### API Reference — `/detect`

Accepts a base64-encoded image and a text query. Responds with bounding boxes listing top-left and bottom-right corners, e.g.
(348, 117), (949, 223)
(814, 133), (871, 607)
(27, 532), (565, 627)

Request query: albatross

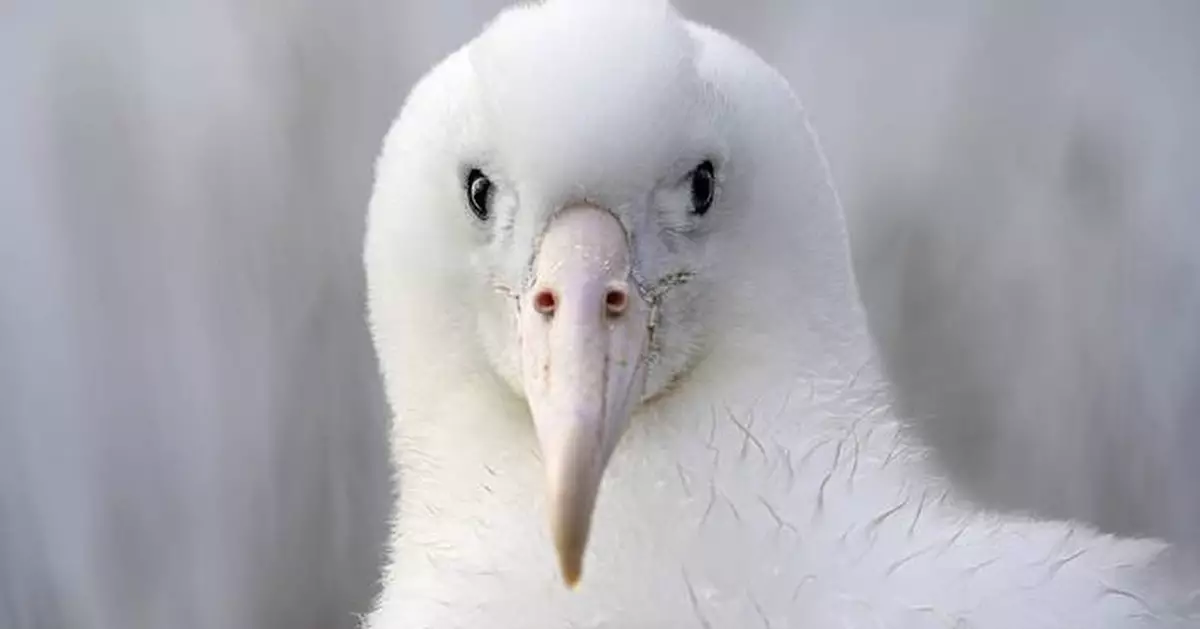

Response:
(363, 0), (1198, 626)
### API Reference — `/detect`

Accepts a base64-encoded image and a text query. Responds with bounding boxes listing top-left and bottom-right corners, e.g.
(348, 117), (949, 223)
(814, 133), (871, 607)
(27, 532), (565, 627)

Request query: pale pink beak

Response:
(518, 206), (650, 588)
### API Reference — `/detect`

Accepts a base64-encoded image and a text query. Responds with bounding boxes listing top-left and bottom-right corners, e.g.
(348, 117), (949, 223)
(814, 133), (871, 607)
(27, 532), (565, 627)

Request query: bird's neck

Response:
(382, 323), (906, 613)
(387, 308), (889, 527)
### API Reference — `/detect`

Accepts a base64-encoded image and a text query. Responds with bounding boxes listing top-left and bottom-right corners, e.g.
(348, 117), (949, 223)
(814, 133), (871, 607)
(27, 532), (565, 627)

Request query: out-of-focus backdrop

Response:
(2, 2), (1197, 628)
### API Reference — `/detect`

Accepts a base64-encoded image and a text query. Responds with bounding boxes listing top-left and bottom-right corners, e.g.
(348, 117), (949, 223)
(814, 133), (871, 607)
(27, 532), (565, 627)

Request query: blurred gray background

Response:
(2, 2), (1197, 628)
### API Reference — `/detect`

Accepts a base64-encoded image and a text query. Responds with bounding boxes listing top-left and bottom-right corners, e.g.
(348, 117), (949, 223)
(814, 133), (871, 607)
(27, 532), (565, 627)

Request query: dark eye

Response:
(689, 160), (716, 215)
(466, 168), (492, 220)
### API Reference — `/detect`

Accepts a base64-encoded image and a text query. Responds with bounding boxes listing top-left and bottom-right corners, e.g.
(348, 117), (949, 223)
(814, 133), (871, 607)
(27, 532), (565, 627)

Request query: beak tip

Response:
(546, 446), (600, 592)
(558, 553), (584, 589)
(554, 523), (587, 589)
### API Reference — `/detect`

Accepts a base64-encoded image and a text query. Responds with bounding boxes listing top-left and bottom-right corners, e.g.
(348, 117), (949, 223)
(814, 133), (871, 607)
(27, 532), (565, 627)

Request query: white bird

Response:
(362, 1), (1198, 626)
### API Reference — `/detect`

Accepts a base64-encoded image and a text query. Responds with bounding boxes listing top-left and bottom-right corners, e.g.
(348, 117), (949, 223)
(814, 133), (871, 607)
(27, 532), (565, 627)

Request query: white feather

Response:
(363, 1), (1199, 626)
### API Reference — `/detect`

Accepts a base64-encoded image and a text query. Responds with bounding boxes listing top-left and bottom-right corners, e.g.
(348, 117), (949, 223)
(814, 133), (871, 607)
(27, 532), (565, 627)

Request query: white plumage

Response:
(363, 1), (1198, 626)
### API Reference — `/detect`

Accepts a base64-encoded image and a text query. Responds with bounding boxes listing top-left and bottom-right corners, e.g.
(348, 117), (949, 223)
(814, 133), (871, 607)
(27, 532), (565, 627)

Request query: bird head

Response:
(366, 0), (860, 588)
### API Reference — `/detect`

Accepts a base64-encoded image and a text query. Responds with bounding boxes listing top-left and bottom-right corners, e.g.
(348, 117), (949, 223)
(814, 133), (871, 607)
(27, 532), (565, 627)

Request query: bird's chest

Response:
(371, 390), (1181, 628)
(375, 406), (950, 627)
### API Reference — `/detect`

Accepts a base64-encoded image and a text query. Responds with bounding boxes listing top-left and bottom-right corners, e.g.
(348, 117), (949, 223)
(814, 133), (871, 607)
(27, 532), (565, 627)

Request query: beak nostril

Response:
(533, 289), (558, 316)
(605, 287), (628, 317)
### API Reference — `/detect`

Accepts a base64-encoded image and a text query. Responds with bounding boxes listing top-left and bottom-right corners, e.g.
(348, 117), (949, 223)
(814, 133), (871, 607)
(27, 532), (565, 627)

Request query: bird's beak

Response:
(518, 205), (650, 588)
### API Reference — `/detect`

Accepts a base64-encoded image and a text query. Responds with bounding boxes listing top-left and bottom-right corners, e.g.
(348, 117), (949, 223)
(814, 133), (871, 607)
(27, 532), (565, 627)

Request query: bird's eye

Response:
(466, 169), (493, 220)
(689, 160), (716, 216)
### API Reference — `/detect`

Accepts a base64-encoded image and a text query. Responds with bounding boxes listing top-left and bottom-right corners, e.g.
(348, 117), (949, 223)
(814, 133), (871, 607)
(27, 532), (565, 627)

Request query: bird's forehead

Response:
(468, 0), (709, 197)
